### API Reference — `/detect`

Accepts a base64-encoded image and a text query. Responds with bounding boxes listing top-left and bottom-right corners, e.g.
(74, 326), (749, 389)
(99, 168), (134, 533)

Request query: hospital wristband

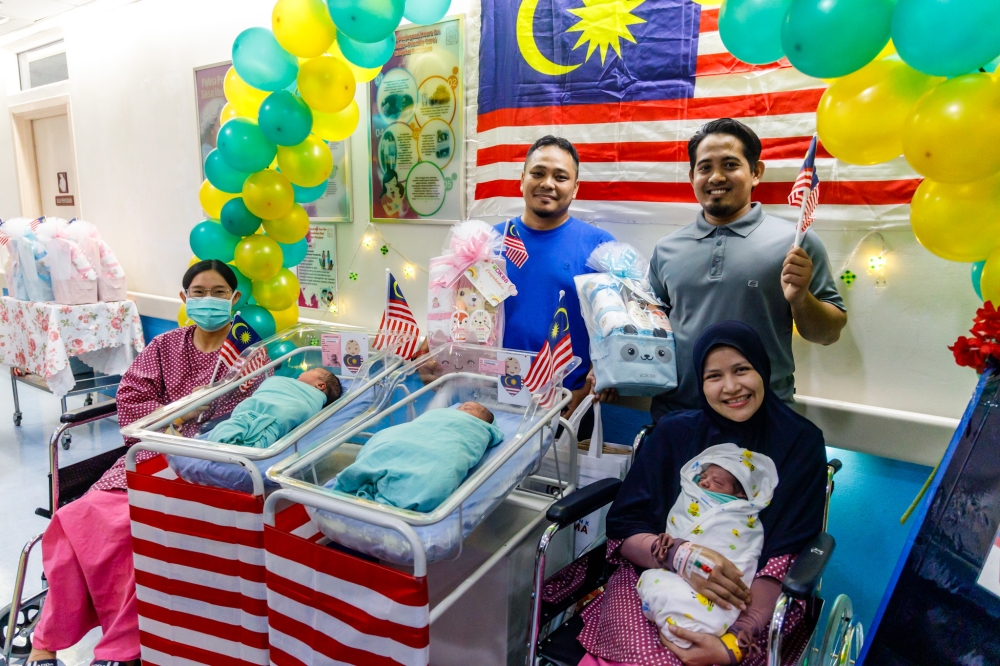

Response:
(720, 632), (743, 664)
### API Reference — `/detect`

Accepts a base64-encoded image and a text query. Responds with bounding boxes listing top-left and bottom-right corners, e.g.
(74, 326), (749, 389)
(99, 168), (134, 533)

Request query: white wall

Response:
(0, 0), (981, 425)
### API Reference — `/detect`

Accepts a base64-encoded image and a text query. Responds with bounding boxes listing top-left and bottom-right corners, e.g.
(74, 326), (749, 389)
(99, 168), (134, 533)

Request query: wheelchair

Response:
(526, 425), (864, 666)
(1, 400), (120, 665)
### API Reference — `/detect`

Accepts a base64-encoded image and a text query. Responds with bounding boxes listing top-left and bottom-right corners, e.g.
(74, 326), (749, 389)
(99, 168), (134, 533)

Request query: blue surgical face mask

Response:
(185, 296), (232, 332)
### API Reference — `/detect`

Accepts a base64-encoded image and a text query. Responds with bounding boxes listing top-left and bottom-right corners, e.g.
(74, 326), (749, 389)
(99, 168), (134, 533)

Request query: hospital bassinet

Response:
(120, 323), (410, 666)
(262, 343), (580, 665)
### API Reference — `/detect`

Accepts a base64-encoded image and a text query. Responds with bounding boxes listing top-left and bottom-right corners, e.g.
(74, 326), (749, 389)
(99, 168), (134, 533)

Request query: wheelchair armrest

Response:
(781, 532), (835, 600)
(546, 478), (621, 528)
(60, 399), (117, 424)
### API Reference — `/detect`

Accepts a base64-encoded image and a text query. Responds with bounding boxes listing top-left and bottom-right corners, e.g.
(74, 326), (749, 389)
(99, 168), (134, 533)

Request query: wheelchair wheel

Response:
(0, 594), (43, 658)
(61, 433), (71, 450)
(818, 594), (853, 666)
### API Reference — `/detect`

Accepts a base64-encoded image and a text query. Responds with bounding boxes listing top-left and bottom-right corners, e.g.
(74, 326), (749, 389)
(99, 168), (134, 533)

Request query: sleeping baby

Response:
(636, 444), (778, 648)
(205, 368), (342, 449)
(333, 401), (504, 512)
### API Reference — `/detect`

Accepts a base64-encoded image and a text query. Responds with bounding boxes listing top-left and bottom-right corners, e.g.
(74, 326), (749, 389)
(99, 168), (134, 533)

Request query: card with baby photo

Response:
(321, 333), (341, 369)
(340, 333), (369, 375)
(496, 351), (531, 406)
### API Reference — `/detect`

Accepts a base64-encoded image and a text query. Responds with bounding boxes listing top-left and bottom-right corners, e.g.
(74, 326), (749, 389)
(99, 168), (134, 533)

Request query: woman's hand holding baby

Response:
(678, 544), (752, 611)
(660, 626), (734, 665)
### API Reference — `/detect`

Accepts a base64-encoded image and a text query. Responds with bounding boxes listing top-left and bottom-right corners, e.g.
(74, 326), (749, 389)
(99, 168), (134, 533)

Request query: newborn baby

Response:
(206, 368), (342, 449)
(333, 401), (504, 512)
(636, 444), (778, 648)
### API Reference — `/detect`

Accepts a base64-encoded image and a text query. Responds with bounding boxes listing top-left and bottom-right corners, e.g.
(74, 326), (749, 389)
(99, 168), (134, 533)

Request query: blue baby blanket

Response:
(206, 376), (326, 449)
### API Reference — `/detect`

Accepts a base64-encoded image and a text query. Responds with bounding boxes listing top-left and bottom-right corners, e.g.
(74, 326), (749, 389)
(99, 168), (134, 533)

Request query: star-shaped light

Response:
(567, 0), (647, 65)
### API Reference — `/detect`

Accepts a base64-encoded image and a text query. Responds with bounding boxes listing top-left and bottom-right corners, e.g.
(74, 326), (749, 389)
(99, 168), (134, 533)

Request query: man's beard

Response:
(703, 199), (741, 218)
(529, 199), (568, 218)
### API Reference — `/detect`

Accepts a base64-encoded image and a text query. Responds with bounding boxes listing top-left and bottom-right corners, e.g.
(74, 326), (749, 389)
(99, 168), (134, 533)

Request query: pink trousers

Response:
(33, 489), (140, 661)
(579, 655), (641, 666)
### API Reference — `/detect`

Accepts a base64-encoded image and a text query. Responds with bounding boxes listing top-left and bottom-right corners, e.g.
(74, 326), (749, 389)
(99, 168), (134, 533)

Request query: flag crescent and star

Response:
(516, 0), (647, 75)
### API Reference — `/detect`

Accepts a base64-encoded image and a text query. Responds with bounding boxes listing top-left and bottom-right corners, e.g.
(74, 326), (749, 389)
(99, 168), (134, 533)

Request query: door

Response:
(31, 113), (79, 219)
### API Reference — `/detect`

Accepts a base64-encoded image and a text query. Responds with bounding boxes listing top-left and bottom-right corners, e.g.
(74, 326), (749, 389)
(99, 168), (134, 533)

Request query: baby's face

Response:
(298, 368), (328, 392)
(457, 401), (493, 423)
(697, 464), (745, 498)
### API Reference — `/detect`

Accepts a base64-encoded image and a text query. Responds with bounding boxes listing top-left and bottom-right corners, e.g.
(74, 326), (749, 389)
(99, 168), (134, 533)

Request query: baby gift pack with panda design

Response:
(576, 242), (678, 396)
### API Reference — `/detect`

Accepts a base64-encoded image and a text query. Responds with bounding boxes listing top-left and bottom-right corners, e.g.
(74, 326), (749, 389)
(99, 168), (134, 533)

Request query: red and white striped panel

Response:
(264, 504), (430, 666)
(126, 455), (269, 666)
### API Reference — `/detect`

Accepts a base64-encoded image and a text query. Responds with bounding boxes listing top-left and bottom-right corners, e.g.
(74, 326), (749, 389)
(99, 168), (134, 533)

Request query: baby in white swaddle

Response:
(637, 443), (778, 648)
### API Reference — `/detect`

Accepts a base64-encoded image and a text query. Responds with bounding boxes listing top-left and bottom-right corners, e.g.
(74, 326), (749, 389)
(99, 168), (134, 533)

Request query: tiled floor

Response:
(0, 376), (121, 665)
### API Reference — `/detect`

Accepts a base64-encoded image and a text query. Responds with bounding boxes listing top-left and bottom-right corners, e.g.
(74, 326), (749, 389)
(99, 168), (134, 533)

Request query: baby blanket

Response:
(334, 408), (504, 512)
(637, 443), (779, 647)
(206, 376), (325, 449)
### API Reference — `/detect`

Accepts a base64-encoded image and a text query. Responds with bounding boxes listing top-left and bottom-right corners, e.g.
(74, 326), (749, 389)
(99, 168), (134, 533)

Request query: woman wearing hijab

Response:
(576, 320), (828, 666)
(27, 260), (253, 666)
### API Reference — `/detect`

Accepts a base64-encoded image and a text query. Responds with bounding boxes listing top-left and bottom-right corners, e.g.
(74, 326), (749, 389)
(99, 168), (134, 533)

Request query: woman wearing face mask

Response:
(26, 260), (243, 666)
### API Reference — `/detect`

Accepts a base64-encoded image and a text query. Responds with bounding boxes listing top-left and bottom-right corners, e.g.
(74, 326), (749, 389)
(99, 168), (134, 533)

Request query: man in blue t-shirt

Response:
(494, 136), (615, 416)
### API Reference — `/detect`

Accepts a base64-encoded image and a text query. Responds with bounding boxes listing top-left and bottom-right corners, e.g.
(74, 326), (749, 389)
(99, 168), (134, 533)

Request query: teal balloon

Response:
(189, 220), (240, 263)
(258, 91), (313, 147)
(892, 0), (1000, 78)
(985, 55), (1000, 74)
(327, 0), (404, 44)
(279, 238), (308, 267)
(204, 150), (250, 194)
(232, 28), (298, 92)
(336, 29), (396, 68)
(267, 339), (300, 376)
(292, 181), (327, 203)
(220, 198), (262, 237)
(217, 118), (277, 173)
(230, 263), (253, 309)
(403, 0), (450, 25)
(781, 0), (893, 79)
(718, 0), (790, 65)
(238, 304), (276, 340)
(973, 261), (986, 300)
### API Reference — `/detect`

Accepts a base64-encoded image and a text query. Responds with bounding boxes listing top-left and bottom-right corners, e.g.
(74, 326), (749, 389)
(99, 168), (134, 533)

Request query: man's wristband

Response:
(720, 632), (743, 664)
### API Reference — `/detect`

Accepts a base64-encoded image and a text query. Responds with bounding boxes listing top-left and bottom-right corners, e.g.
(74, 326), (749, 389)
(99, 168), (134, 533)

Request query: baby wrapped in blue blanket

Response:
(334, 402), (504, 512)
(206, 369), (342, 449)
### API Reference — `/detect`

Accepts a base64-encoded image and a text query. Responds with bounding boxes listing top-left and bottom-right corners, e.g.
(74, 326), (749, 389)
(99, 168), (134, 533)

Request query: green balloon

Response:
(326, 0), (404, 44)
(782, 0), (893, 79)
(278, 238), (309, 267)
(258, 91), (313, 147)
(336, 29), (396, 69)
(217, 118), (277, 173)
(238, 304), (276, 340)
(267, 339), (300, 376)
(719, 0), (791, 65)
(189, 220), (240, 263)
(403, 0), (450, 25)
(292, 181), (327, 203)
(220, 197), (262, 237)
(232, 28), (298, 92)
(892, 0), (1000, 78)
(230, 263), (253, 309)
(204, 150), (250, 194)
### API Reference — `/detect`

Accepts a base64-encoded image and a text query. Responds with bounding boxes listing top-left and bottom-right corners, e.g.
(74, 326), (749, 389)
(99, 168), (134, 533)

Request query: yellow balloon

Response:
(876, 39), (896, 60)
(328, 40), (380, 83)
(903, 74), (1000, 184)
(188, 255), (200, 267)
(242, 170), (295, 220)
(297, 55), (356, 113)
(252, 268), (300, 311)
(271, 302), (300, 332)
(272, 0), (336, 58)
(312, 101), (360, 142)
(910, 173), (1000, 262)
(263, 204), (310, 243)
(220, 102), (243, 125)
(817, 59), (940, 165)
(177, 303), (194, 327)
(198, 179), (238, 219)
(234, 235), (284, 281)
(224, 67), (269, 117)
(277, 134), (333, 187)
(980, 248), (1000, 305)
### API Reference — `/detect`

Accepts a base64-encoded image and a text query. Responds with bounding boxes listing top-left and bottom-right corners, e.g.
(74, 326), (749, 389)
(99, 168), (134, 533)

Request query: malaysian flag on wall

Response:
(470, 0), (920, 226)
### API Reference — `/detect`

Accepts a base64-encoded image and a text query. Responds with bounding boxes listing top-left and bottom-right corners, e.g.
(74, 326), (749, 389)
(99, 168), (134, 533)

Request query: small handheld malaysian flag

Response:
(790, 135), (820, 248)
(503, 220), (529, 268)
(373, 269), (419, 360)
(523, 290), (574, 408)
(209, 313), (265, 384)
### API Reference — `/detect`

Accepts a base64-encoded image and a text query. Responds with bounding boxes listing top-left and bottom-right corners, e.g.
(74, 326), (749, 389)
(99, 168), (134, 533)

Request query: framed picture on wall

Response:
(369, 15), (465, 224)
(303, 139), (353, 223)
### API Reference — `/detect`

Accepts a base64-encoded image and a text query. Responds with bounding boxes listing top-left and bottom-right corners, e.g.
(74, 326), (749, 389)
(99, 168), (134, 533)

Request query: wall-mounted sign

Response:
(57, 172), (68, 194)
(55, 195), (74, 206)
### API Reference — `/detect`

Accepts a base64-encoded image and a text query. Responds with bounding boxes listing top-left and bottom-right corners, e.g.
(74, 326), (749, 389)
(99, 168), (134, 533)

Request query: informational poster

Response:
(303, 140), (353, 222)
(977, 529), (1000, 599)
(194, 63), (231, 174)
(297, 224), (338, 311)
(370, 17), (464, 222)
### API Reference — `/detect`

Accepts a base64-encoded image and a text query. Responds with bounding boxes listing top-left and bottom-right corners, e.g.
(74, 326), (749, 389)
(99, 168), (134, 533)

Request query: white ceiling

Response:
(0, 0), (98, 38)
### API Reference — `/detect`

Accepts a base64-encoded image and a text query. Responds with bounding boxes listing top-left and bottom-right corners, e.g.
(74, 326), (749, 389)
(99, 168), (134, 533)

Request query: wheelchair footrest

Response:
(538, 614), (587, 666)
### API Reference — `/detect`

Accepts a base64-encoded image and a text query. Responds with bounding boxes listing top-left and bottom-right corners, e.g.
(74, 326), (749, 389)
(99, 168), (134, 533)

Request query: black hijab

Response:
(607, 321), (828, 567)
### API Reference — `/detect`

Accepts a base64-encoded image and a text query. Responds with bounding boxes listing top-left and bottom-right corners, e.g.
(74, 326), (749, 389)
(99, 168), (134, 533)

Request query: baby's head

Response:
(697, 464), (746, 499)
(457, 401), (495, 424)
(298, 368), (343, 407)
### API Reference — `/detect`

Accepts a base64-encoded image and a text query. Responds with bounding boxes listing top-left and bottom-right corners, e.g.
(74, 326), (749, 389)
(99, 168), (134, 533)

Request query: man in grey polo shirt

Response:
(648, 118), (846, 420)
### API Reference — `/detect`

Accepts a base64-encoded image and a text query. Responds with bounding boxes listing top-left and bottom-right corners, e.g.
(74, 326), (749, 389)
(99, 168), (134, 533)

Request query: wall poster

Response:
(297, 224), (338, 311)
(369, 16), (464, 223)
(304, 139), (353, 223)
